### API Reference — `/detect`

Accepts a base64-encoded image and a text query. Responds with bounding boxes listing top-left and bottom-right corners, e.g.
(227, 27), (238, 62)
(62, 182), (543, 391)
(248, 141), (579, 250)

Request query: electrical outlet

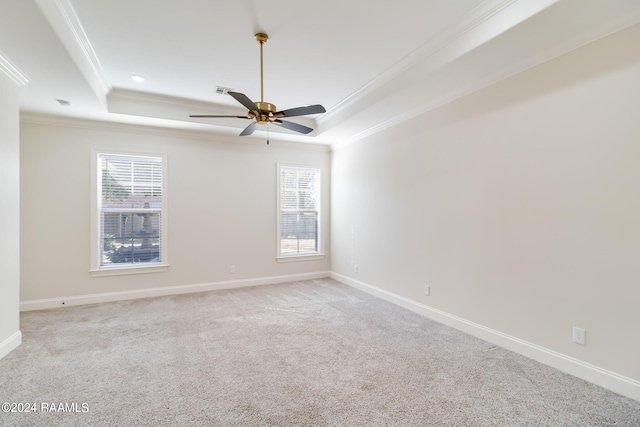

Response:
(354, 264), (358, 273)
(572, 327), (586, 345)
(229, 265), (236, 274)
(424, 285), (430, 296)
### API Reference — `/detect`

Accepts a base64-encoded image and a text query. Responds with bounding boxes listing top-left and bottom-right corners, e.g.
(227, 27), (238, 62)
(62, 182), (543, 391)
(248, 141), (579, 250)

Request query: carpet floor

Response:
(1, 278), (639, 426)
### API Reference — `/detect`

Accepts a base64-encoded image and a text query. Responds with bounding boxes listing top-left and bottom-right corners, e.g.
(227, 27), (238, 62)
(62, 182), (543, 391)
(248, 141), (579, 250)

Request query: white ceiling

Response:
(1, 0), (639, 144)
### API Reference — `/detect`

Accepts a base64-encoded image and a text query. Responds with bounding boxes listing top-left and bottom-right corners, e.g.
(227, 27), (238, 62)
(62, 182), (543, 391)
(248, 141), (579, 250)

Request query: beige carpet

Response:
(1, 278), (639, 426)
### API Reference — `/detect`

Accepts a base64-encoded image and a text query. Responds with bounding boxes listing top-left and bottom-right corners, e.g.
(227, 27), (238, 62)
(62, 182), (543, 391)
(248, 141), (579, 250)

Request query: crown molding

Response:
(0, 51), (29, 86)
(107, 88), (234, 111)
(34, 0), (111, 105)
(19, 112), (331, 152)
(329, 0), (640, 151)
(331, 8), (640, 151)
(106, 88), (324, 140)
(318, 0), (528, 127)
(325, 0), (559, 147)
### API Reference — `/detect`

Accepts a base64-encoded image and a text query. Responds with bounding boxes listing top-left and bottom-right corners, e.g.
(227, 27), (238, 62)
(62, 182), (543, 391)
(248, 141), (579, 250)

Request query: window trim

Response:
(90, 149), (169, 277)
(276, 163), (324, 262)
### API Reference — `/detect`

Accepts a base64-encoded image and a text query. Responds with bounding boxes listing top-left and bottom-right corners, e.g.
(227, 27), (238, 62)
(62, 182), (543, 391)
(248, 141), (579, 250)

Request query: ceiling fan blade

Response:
(189, 115), (250, 118)
(240, 122), (258, 136)
(275, 104), (326, 118)
(274, 119), (313, 135)
(229, 91), (259, 112)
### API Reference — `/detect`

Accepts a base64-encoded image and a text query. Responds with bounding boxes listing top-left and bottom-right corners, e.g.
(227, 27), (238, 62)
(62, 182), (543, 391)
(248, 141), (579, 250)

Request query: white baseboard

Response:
(0, 331), (22, 361)
(20, 271), (331, 312)
(330, 272), (640, 403)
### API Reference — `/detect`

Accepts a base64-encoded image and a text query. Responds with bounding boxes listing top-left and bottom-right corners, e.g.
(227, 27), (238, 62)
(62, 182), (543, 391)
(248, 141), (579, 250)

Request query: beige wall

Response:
(20, 122), (330, 301)
(331, 24), (640, 383)
(0, 72), (21, 358)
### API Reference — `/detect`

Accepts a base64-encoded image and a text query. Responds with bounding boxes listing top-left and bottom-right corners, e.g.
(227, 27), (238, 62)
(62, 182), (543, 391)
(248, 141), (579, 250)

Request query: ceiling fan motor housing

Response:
(255, 101), (276, 114)
(253, 102), (276, 124)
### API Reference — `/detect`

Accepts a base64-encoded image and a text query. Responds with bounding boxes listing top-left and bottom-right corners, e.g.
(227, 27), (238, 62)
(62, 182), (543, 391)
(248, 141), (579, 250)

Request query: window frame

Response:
(90, 150), (169, 277)
(276, 163), (324, 262)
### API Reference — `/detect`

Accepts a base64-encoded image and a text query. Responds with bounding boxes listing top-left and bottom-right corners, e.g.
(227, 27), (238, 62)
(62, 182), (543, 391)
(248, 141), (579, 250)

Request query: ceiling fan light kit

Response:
(190, 33), (326, 138)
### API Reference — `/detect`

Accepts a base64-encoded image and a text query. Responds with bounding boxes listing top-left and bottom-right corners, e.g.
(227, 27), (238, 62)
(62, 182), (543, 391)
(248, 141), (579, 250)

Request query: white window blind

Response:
(279, 165), (320, 256)
(98, 153), (163, 267)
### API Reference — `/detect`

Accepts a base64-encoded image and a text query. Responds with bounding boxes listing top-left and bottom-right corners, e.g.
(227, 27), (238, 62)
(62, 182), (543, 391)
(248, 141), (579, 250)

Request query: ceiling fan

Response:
(190, 33), (326, 137)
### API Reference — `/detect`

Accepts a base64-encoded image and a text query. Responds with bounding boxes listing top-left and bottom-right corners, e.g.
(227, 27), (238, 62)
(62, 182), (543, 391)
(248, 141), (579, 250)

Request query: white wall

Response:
(0, 72), (21, 359)
(331, 24), (640, 389)
(20, 121), (330, 303)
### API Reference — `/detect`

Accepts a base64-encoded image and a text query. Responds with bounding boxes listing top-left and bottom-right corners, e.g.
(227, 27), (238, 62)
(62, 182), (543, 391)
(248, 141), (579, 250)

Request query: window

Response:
(277, 165), (322, 260)
(91, 152), (167, 276)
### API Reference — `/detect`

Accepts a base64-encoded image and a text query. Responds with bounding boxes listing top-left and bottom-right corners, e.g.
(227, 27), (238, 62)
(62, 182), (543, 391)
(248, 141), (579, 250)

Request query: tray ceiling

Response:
(1, 0), (639, 144)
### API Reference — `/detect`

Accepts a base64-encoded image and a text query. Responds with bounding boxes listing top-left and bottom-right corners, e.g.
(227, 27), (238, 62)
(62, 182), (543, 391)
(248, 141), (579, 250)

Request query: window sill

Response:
(276, 253), (325, 263)
(89, 263), (170, 277)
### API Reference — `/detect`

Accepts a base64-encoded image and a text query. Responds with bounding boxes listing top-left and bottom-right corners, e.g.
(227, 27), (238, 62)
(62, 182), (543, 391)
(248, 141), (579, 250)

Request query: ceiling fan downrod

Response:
(252, 33), (275, 117)
(255, 33), (269, 107)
